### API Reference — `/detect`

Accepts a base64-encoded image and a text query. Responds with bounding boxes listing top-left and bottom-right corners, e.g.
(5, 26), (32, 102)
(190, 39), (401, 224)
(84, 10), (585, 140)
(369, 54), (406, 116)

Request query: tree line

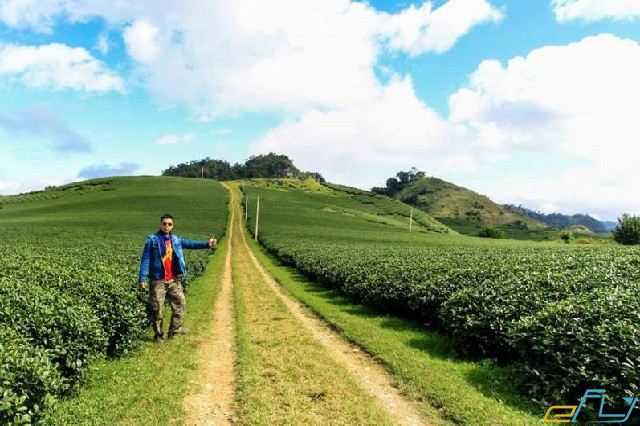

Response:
(162, 153), (324, 181)
(502, 204), (608, 234)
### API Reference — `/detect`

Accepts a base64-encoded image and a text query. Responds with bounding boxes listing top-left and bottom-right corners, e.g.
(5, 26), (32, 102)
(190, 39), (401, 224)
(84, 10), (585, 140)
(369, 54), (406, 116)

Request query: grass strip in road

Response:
(231, 209), (397, 425)
(45, 230), (229, 425)
(245, 235), (543, 426)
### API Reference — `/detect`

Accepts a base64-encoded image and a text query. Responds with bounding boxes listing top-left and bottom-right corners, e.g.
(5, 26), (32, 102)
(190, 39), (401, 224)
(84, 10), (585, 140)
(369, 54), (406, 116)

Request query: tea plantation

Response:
(242, 179), (640, 407)
(0, 177), (227, 423)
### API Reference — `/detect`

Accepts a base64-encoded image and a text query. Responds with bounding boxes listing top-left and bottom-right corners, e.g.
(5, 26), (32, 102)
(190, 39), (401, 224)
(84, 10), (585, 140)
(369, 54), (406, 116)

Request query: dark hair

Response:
(160, 214), (174, 222)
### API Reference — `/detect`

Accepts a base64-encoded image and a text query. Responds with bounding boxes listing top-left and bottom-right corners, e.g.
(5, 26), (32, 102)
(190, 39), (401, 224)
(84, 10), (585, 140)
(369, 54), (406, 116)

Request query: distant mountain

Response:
(503, 204), (610, 234)
(374, 173), (547, 230)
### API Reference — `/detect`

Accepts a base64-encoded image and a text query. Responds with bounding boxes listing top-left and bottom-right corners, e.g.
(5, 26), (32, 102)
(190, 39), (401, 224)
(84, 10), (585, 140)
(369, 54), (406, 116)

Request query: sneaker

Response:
(168, 327), (190, 338)
(154, 335), (165, 343)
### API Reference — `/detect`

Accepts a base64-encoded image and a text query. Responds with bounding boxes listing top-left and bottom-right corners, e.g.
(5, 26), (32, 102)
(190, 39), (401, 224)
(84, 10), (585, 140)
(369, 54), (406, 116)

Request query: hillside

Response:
(240, 178), (454, 235)
(0, 176), (228, 423)
(240, 179), (638, 423)
(3, 175), (632, 424)
(394, 177), (548, 233)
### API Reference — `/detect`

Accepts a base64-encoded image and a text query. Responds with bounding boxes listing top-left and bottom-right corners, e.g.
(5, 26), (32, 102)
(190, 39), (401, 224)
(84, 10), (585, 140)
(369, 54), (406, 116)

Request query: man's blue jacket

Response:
(139, 231), (209, 283)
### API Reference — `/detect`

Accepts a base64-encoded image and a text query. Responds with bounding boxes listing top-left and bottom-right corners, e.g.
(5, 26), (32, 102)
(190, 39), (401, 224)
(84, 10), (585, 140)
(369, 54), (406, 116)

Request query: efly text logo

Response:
(544, 389), (638, 423)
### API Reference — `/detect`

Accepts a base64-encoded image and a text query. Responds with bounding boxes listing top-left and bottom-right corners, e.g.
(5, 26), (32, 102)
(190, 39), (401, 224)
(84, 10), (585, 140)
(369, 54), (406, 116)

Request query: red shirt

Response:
(162, 239), (175, 280)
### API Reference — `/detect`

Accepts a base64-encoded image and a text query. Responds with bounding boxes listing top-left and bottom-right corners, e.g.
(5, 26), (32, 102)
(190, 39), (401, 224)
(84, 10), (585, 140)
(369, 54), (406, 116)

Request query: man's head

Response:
(159, 214), (174, 235)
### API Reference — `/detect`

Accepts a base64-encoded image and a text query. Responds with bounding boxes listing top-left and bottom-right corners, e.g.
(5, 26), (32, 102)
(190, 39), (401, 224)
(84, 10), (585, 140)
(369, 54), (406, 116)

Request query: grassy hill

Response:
(240, 178), (639, 424)
(393, 177), (549, 237)
(243, 178), (455, 234)
(0, 176), (228, 423)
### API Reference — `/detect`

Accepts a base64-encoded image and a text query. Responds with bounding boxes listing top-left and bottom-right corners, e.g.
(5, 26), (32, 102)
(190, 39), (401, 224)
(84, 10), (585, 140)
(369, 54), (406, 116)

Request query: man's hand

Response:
(139, 282), (147, 290)
(209, 236), (218, 248)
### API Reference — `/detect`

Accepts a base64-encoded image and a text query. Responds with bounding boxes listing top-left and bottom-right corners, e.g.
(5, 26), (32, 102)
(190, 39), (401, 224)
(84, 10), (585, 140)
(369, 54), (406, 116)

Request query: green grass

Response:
(0, 176), (227, 236)
(244, 228), (542, 425)
(241, 181), (567, 250)
(395, 176), (546, 231)
(230, 187), (398, 425)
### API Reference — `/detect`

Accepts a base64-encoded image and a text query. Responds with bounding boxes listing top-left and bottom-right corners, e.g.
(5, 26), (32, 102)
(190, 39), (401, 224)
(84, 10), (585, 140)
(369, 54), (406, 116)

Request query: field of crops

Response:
(0, 177), (228, 423)
(242, 180), (640, 407)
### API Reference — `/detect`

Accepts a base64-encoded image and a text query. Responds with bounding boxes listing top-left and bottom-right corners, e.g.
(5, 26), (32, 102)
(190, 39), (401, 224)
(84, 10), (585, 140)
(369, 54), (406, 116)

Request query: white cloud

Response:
(0, 178), (21, 194)
(250, 33), (640, 220)
(0, 1), (502, 116)
(123, 19), (159, 63)
(155, 133), (196, 145)
(552, 0), (640, 22)
(0, 42), (125, 93)
(0, 0), (144, 33)
(450, 34), (640, 162)
(0, 0), (66, 33)
(0, 178), (62, 195)
(383, 0), (503, 55)
(448, 33), (640, 219)
(95, 33), (109, 55)
(249, 77), (469, 177)
(493, 164), (640, 221)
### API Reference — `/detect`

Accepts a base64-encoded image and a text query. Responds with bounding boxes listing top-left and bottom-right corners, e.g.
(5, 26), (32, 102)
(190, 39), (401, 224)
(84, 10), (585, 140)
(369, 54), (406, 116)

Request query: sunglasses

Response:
(162, 222), (173, 226)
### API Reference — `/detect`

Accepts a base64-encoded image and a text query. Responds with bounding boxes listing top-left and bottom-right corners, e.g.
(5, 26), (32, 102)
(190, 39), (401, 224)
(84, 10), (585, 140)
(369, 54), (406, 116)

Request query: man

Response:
(139, 214), (217, 342)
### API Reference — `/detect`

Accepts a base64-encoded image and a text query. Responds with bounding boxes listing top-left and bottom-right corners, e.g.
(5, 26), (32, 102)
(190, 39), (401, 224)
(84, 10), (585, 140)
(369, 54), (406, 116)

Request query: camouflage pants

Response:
(149, 279), (186, 338)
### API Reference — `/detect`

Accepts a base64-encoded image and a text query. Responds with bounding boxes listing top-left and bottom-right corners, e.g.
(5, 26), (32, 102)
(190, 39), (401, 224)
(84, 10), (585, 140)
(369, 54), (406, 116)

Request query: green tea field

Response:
(0, 177), (228, 423)
(1, 176), (638, 425)
(241, 178), (640, 422)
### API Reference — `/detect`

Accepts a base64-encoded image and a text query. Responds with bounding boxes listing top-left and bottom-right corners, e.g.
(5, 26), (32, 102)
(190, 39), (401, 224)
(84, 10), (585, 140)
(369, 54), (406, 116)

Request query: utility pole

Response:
(245, 196), (248, 222)
(255, 197), (260, 241)
(201, 167), (204, 179)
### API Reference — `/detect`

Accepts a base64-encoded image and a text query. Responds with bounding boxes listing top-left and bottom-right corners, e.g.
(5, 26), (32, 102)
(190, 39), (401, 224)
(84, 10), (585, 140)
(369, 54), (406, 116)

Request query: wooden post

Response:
(255, 197), (260, 241)
(245, 196), (248, 222)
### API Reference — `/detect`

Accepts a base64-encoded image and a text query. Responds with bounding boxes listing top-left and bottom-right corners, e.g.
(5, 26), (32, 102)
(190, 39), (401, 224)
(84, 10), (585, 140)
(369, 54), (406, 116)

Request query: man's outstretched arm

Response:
(181, 236), (217, 249)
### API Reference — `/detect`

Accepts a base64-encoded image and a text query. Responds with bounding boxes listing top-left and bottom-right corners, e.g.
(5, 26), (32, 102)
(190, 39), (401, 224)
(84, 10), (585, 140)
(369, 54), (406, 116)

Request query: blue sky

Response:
(1, 0), (640, 221)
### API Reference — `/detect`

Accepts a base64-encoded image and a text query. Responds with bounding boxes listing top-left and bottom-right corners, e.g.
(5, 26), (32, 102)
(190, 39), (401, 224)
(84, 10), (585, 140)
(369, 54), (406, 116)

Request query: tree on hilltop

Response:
(244, 153), (300, 178)
(372, 167), (425, 197)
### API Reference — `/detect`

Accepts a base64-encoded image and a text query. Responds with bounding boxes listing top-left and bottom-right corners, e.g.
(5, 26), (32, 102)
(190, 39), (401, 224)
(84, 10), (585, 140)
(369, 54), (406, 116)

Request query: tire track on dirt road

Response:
(183, 189), (236, 425)
(229, 183), (429, 426)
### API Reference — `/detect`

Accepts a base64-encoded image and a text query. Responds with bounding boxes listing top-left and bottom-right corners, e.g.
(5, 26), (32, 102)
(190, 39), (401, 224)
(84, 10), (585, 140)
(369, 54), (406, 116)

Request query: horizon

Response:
(0, 168), (622, 224)
(2, 1), (640, 222)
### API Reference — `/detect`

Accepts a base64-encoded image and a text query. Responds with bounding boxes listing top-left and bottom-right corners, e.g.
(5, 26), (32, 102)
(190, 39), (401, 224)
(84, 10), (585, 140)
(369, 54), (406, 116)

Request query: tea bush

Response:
(244, 182), (640, 404)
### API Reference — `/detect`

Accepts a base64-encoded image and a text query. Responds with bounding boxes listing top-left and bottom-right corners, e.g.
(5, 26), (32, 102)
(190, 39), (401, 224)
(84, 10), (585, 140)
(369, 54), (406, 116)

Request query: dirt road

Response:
(182, 183), (428, 425)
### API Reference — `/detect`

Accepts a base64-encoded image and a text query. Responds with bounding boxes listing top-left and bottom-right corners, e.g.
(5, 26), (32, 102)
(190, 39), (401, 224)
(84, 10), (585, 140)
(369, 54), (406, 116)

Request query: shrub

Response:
(478, 226), (504, 239)
(0, 328), (63, 424)
(509, 283), (640, 404)
(560, 231), (573, 243)
(0, 280), (106, 387)
(613, 214), (640, 245)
